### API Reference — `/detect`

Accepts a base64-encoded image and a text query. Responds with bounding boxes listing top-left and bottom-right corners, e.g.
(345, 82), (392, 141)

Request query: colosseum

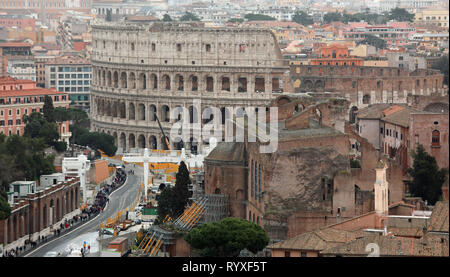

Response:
(90, 21), (292, 153)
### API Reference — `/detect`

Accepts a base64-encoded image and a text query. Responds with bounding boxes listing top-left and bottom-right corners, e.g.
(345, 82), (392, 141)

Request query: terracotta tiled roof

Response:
(427, 201), (449, 233)
(382, 105), (405, 116)
(356, 104), (393, 119)
(381, 107), (425, 128)
(388, 227), (424, 238)
(205, 142), (245, 164)
(0, 88), (67, 97)
(267, 228), (363, 251)
(0, 42), (32, 47)
(0, 76), (35, 85)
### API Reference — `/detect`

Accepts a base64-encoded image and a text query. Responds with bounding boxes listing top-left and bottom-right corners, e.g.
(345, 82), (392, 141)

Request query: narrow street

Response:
(25, 163), (143, 257)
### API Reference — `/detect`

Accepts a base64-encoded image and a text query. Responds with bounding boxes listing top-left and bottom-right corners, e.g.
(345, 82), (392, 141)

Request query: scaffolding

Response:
(139, 225), (174, 257)
(173, 197), (208, 231)
(198, 194), (230, 224)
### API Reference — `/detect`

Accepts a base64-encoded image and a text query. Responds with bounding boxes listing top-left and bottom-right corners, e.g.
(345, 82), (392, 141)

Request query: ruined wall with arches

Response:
(90, 21), (293, 153)
(291, 65), (446, 111)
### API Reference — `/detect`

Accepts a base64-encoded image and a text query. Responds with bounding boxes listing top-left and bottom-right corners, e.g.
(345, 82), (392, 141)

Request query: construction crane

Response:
(155, 114), (171, 151)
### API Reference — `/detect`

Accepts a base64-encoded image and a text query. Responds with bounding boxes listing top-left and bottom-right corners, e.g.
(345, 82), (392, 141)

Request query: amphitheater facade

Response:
(90, 21), (292, 153)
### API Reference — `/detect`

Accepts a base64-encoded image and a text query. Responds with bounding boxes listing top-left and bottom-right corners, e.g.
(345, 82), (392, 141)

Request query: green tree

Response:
(162, 14), (172, 21)
(244, 14), (277, 21)
(323, 12), (345, 24)
(388, 8), (414, 22)
(76, 131), (117, 156)
(292, 11), (313, 26)
(0, 190), (11, 220)
(156, 186), (176, 222)
(172, 161), (191, 218)
(185, 217), (270, 257)
(180, 12), (200, 21)
(43, 95), (55, 123)
(228, 18), (244, 23)
(23, 112), (59, 146)
(156, 161), (191, 221)
(407, 144), (447, 205)
(431, 55), (449, 86)
(358, 34), (387, 49)
(350, 158), (361, 168)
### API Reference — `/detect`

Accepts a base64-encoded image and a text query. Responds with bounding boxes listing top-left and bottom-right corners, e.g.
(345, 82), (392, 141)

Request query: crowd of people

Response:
(3, 166), (128, 257)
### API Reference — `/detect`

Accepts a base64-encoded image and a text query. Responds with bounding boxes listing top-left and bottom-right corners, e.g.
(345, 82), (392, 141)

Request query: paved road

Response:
(25, 163), (143, 257)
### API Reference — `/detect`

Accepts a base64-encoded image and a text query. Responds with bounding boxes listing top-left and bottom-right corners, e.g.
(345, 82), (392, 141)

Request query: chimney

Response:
(374, 160), (389, 215)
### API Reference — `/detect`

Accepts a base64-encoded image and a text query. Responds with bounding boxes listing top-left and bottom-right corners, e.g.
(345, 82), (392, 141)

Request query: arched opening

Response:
(112, 101), (118, 117)
(255, 76), (265, 92)
(349, 106), (358, 124)
(113, 132), (118, 146)
(113, 71), (119, 88)
(138, 73), (146, 90)
(173, 106), (183, 122)
(149, 136), (157, 149)
(150, 74), (158, 90)
(120, 133), (126, 150)
(304, 80), (313, 90)
(163, 75), (171, 90)
(128, 103), (135, 120)
(238, 77), (247, 92)
(149, 105), (157, 121)
(293, 103), (305, 115)
(129, 72), (136, 89)
(161, 105), (170, 122)
(432, 130), (440, 147)
(202, 106), (214, 124)
(138, 104), (146, 120)
(138, 134), (146, 148)
(315, 80), (324, 90)
(106, 102), (112, 116)
(190, 75), (198, 91)
(120, 72), (127, 88)
(221, 77), (230, 91)
(363, 94), (371, 104)
(272, 77), (283, 92)
(129, 133), (136, 149)
(119, 102), (126, 118)
(176, 74), (184, 91)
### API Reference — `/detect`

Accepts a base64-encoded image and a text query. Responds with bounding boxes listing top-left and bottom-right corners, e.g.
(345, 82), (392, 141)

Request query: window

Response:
(285, 251), (290, 257)
(205, 44), (211, 52)
(380, 127), (384, 134)
(16, 119), (21, 125)
(239, 44), (246, 53)
(152, 43), (156, 51)
(301, 252), (307, 257)
(177, 43), (182, 52)
(8, 120), (13, 125)
(432, 130), (440, 147)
